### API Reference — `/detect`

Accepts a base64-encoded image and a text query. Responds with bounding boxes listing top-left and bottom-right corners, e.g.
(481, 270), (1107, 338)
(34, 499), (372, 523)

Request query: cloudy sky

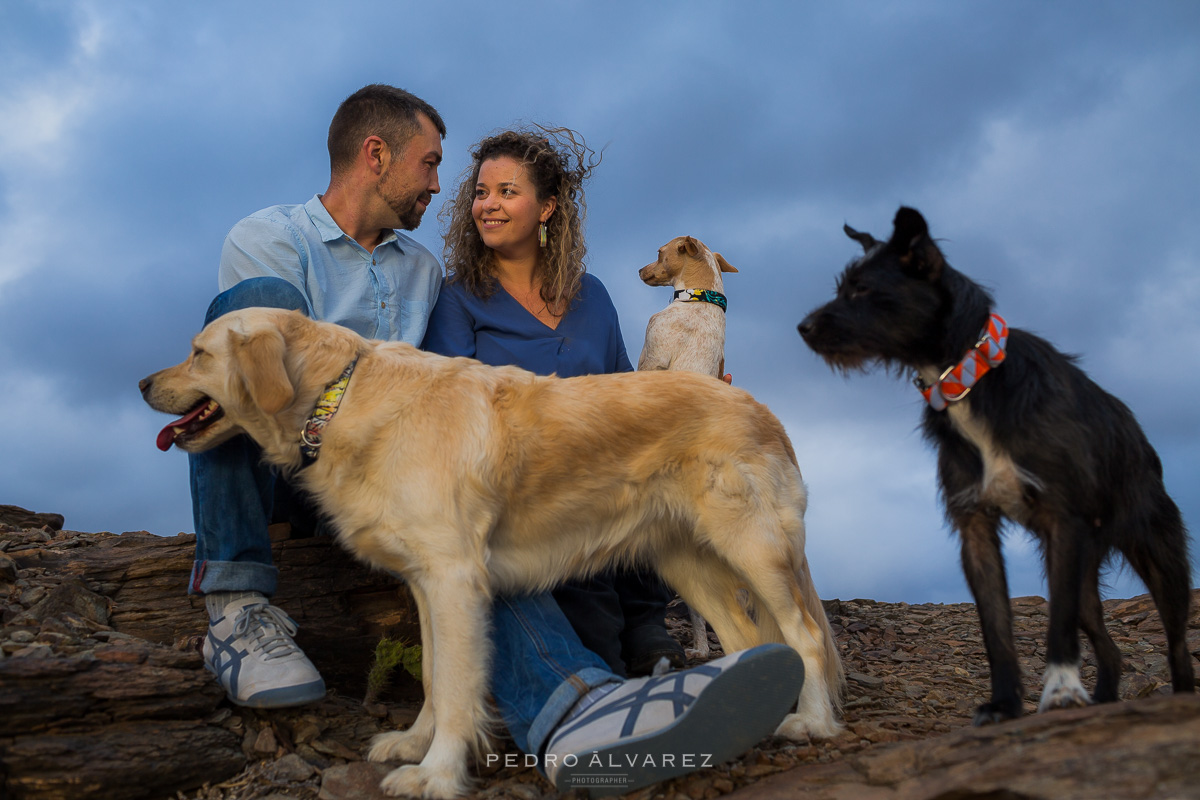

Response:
(2, 1), (1197, 605)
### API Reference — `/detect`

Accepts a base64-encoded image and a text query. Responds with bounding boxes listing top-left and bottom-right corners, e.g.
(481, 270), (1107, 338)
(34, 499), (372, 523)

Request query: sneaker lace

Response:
(232, 603), (301, 661)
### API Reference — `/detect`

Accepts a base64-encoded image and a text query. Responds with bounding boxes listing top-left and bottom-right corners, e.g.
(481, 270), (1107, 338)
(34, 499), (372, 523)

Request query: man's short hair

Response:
(327, 84), (446, 175)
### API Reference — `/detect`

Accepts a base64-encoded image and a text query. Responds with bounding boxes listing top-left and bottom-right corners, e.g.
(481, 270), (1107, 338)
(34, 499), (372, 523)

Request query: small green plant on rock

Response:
(364, 636), (423, 706)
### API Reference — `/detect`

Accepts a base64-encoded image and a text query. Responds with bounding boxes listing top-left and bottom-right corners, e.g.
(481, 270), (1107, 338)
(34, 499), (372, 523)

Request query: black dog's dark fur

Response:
(799, 207), (1194, 724)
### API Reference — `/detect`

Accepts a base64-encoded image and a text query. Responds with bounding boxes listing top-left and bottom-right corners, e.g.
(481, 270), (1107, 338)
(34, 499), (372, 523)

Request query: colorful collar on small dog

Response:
(299, 358), (358, 468)
(915, 313), (1008, 411)
(673, 288), (727, 312)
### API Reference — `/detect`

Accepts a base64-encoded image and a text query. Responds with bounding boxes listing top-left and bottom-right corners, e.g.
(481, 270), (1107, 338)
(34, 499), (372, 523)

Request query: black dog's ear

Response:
(888, 207), (944, 281)
(891, 207), (928, 243)
(844, 224), (879, 252)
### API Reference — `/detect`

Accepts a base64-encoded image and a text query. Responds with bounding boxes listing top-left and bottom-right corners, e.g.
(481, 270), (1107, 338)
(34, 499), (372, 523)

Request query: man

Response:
(191, 84), (804, 794)
(190, 84), (445, 708)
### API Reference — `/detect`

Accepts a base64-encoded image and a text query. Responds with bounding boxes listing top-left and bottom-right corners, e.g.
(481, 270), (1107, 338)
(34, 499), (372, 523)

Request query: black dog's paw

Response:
(972, 700), (1021, 726)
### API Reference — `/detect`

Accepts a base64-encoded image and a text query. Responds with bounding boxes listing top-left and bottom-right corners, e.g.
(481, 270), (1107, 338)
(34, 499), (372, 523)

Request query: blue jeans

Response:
(187, 277), (308, 597)
(188, 277), (620, 756)
(492, 593), (620, 756)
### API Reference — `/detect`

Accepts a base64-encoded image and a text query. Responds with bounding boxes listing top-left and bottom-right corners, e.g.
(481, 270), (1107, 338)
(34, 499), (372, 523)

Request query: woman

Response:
(421, 126), (684, 677)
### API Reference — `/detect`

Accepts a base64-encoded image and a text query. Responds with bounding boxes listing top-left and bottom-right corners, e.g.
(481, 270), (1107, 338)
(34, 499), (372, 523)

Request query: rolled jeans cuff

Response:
(189, 559), (279, 596)
(526, 667), (619, 761)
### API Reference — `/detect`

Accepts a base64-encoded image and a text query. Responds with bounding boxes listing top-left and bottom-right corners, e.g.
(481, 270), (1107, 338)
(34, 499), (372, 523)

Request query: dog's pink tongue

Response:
(155, 403), (208, 452)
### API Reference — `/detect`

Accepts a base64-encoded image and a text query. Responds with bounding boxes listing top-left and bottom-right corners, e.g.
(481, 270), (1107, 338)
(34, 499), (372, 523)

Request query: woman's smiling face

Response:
(472, 156), (556, 258)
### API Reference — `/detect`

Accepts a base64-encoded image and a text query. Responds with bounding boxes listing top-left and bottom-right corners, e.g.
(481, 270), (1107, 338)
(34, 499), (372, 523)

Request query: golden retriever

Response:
(140, 307), (843, 799)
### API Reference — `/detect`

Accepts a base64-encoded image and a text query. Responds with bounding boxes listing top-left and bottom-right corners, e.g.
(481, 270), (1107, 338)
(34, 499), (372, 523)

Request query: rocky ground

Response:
(171, 595), (1198, 800)
(2, 511), (1198, 800)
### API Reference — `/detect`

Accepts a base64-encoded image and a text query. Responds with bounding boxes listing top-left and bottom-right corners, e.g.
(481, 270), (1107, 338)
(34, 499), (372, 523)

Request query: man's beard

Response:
(389, 191), (427, 231)
(379, 169), (429, 231)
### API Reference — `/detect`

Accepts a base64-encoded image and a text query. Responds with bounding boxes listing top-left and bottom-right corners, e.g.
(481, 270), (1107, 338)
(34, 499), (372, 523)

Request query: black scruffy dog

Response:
(798, 206), (1194, 724)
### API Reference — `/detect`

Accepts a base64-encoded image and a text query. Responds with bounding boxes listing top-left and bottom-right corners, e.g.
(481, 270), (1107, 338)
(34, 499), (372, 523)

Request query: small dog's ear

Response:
(844, 224), (879, 252)
(889, 207), (944, 281)
(715, 253), (738, 274)
(678, 237), (701, 258)
(231, 327), (294, 415)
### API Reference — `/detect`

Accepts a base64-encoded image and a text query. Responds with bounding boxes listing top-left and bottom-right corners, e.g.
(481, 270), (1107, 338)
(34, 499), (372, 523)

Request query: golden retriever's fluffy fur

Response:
(141, 308), (843, 798)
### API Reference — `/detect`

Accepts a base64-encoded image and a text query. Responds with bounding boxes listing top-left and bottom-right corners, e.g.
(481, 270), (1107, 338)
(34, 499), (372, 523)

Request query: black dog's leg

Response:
(1079, 538), (1122, 703)
(957, 508), (1023, 724)
(1122, 496), (1196, 694)
(1038, 518), (1092, 711)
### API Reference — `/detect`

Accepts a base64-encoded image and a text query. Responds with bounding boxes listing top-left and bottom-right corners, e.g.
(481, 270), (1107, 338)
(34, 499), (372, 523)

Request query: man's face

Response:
(378, 113), (443, 230)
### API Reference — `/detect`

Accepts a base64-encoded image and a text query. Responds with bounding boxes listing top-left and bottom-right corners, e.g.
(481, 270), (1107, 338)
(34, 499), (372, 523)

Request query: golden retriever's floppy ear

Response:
(715, 252), (738, 273)
(231, 327), (294, 414)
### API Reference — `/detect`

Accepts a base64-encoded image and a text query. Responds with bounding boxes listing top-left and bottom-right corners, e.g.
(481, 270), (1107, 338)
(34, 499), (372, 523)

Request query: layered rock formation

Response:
(2, 507), (1197, 800)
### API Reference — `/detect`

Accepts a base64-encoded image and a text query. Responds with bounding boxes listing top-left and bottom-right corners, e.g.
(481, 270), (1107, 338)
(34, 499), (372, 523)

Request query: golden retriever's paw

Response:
(774, 710), (843, 741)
(379, 764), (466, 799)
(369, 729), (433, 764)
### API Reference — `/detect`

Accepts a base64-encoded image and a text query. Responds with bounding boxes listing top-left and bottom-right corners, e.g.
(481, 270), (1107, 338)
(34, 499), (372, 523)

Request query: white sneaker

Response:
(544, 643), (804, 796)
(203, 596), (326, 708)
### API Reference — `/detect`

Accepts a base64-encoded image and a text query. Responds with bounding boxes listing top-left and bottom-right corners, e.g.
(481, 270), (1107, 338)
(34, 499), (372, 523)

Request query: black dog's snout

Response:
(798, 315), (817, 340)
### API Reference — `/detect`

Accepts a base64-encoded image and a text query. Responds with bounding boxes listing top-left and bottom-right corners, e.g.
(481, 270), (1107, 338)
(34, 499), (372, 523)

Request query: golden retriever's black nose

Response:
(139, 376), (152, 397)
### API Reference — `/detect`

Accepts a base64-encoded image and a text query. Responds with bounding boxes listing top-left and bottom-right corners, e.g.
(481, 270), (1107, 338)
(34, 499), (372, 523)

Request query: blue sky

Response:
(2, 1), (1197, 604)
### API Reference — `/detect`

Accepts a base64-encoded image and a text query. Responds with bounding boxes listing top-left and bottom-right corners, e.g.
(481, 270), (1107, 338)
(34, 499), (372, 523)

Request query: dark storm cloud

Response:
(1, 0), (1195, 601)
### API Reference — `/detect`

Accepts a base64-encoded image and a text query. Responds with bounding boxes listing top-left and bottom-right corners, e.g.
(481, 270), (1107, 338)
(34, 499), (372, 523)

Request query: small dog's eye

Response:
(850, 281), (869, 298)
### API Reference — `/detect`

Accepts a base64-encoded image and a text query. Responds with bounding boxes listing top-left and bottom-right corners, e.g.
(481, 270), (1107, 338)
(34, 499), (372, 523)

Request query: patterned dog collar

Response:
(673, 288), (728, 312)
(299, 358), (358, 468)
(914, 313), (1008, 411)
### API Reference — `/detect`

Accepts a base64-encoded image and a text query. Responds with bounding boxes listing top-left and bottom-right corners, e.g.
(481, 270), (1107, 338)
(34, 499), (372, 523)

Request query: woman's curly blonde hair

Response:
(439, 125), (601, 313)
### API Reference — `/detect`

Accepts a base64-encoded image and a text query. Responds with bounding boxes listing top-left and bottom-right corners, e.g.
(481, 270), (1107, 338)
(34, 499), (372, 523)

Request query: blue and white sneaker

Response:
(544, 643), (804, 796)
(203, 596), (326, 708)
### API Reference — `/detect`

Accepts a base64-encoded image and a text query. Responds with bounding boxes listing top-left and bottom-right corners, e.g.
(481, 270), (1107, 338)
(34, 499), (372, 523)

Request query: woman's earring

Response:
(538, 222), (548, 248)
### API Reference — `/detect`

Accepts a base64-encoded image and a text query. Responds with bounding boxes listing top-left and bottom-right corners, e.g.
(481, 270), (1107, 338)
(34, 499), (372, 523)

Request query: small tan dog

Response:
(638, 235), (737, 379)
(638, 235), (737, 658)
(141, 308), (841, 799)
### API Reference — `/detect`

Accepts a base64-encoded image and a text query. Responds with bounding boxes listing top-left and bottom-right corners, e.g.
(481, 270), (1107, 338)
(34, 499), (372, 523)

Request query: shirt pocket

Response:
(398, 299), (431, 346)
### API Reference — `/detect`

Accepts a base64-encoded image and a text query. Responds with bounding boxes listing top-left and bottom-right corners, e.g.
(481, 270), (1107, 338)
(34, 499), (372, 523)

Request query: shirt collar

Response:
(305, 194), (401, 250)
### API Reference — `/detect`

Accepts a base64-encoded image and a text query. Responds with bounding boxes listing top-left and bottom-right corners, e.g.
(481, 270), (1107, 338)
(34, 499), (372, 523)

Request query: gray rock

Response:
(0, 551), (17, 582)
(27, 578), (110, 627)
(319, 762), (392, 800)
(0, 505), (64, 531)
(270, 752), (318, 782)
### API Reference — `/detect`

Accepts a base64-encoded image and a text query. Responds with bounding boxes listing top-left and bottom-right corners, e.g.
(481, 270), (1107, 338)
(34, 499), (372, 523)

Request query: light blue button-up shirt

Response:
(218, 194), (442, 344)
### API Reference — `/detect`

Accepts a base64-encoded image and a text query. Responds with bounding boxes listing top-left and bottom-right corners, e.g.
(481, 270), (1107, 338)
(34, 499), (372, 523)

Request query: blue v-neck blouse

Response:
(421, 273), (633, 377)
